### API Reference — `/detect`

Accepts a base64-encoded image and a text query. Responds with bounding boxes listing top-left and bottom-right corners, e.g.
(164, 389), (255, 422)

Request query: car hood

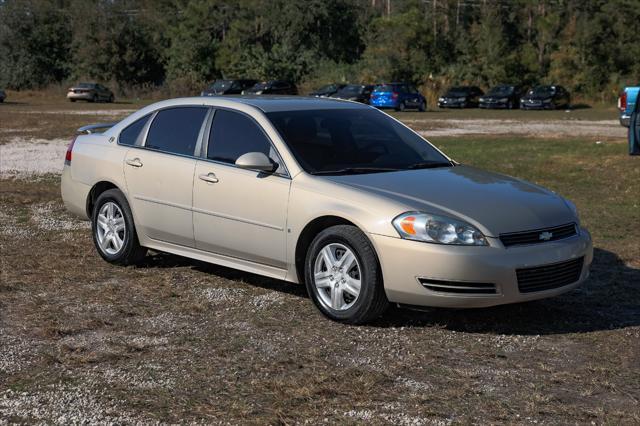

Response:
(326, 165), (574, 237)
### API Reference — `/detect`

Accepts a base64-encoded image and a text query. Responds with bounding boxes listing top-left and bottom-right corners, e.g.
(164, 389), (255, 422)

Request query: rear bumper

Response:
(61, 166), (91, 219)
(67, 92), (94, 101)
(370, 229), (593, 308)
(438, 100), (466, 108)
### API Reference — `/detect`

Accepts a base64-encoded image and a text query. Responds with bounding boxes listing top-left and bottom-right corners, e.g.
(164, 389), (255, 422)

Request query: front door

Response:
(193, 109), (291, 268)
(123, 106), (209, 247)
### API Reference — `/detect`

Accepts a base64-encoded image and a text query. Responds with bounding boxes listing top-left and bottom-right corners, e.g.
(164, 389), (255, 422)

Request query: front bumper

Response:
(479, 101), (509, 109)
(438, 99), (466, 108)
(371, 229), (593, 308)
(521, 101), (554, 110)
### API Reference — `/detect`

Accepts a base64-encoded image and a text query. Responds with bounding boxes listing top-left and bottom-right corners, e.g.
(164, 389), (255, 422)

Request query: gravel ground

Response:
(0, 138), (68, 178)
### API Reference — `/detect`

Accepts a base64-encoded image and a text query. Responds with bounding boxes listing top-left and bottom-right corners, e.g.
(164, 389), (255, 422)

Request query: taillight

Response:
(618, 91), (627, 111)
(392, 92), (398, 99)
(65, 136), (77, 164)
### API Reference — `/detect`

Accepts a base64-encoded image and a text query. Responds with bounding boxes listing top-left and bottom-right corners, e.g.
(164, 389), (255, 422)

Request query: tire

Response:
(395, 101), (406, 112)
(91, 189), (146, 265)
(90, 94), (97, 103)
(108, 95), (114, 103)
(70, 99), (76, 102)
(304, 225), (388, 324)
(507, 100), (513, 110)
(419, 100), (426, 112)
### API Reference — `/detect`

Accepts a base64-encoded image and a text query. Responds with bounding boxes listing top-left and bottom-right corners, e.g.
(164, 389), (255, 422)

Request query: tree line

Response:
(1, 0), (638, 101)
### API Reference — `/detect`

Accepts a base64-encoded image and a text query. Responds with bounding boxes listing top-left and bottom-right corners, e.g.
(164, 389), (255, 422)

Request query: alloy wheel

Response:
(96, 201), (126, 255)
(313, 243), (362, 311)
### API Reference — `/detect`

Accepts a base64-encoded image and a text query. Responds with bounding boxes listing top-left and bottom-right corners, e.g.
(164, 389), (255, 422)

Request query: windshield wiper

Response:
(406, 161), (454, 169)
(312, 167), (400, 175)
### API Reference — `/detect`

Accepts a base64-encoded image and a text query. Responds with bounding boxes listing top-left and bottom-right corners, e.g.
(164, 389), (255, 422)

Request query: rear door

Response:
(123, 106), (209, 247)
(193, 108), (291, 268)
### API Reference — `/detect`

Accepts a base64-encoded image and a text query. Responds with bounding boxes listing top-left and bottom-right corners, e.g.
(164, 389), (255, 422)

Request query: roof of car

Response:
(198, 95), (372, 112)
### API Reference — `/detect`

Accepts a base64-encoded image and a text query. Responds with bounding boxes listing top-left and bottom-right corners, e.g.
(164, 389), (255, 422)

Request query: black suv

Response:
(244, 80), (298, 95)
(201, 79), (258, 96)
(438, 86), (484, 108)
(520, 85), (571, 110)
(479, 85), (526, 109)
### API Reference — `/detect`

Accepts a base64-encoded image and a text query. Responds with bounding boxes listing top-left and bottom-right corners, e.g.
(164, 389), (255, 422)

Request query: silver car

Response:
(67, 83), (114, 103)
(61, 96), (593, 324)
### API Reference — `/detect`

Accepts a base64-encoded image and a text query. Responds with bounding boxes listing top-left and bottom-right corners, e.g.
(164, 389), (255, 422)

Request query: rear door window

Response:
(145, 107), (208, 156)
(207, 109), (284, 173)
(119, 114), (151, 146)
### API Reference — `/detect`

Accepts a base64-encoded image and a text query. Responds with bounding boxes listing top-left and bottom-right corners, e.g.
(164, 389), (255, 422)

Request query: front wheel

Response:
(395, 101), (406, 112)
(92, 189), (146, 265)
(419, 100), (427, 112)
(304, 225), (388, 324)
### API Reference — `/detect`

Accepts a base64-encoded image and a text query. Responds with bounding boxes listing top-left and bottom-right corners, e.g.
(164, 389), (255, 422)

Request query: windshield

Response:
(266, 109), (451, 175)
(488, 85), (514, 96)
(77, 83), (94, 88)
(316, 84), (337, 93)
(529, 86), (555, 97)
(336, 85), (364, 95)
(250, 82), (271, 91)
(445, 87), (470, 97)
(210, 80), (234, 91)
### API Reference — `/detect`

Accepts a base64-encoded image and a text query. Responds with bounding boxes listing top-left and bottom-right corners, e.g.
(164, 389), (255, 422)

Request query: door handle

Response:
(199, 172), (219, 183)
(126, 158), (143, 168)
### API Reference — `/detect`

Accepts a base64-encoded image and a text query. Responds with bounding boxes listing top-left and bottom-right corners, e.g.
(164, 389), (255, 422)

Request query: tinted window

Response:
(267, 108), (450, 175)
(208, 110), (282, 171)
(119, 114), (151, 146)
(145, 107), (208, 156)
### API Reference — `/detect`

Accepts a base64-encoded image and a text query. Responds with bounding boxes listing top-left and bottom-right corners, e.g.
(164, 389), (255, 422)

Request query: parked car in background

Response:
(438, 86), (484, 108)
(309, 83), (346, 97)
(479, 85), (526, 109)
(243, 80), (298, 95)
(61, 96), (592, 324)
(0, 89), (6, 103)
(330, 84), (375, 104)
(520, 85), (570, 110)
(67, 83), (114, 103)
(618, 86), (639, 127)
(370, 83), (427, 111)
(201, 79), (258, 96)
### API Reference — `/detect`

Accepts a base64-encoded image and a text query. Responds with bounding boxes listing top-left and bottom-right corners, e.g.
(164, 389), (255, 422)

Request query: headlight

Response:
(438, 97), (444, 101)
(458, 97), (467, 102)
(255, 90), (263, 95)
(392, 212), (488, 246)
(479, 97), (486, 102)
(499, 98), (508, 102)
(563, 199), (580, 224)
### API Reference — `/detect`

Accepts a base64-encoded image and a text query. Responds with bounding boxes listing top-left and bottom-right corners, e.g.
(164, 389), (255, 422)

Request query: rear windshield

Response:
(374, 85), (394, 92)
(266, 108), (450, 175)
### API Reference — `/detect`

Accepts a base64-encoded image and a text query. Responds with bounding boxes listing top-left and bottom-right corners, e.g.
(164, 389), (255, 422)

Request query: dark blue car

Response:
(370, 83), (427, 112)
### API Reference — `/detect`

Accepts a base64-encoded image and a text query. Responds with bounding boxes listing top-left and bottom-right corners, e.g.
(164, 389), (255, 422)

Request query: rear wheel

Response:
(395, 101), (406, 112)
(108, 94), (114, 103)
(92, 189), (146, 265)
(507, 100), (513, 109)
(304, 225), (388, 324)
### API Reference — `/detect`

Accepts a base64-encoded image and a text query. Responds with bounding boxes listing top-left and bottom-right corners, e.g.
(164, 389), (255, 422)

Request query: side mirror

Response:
(235, 152), (277, 172)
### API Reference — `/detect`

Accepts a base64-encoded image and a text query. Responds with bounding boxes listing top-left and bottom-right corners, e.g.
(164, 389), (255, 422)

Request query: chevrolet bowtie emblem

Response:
(539, 231), (553, 241)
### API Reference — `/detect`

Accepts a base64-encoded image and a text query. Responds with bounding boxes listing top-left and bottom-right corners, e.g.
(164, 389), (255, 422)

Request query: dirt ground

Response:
(1, 97), (638, 425)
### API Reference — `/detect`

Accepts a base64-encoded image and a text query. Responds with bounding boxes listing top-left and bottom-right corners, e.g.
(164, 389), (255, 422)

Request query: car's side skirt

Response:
(143, 237), (290, 282)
